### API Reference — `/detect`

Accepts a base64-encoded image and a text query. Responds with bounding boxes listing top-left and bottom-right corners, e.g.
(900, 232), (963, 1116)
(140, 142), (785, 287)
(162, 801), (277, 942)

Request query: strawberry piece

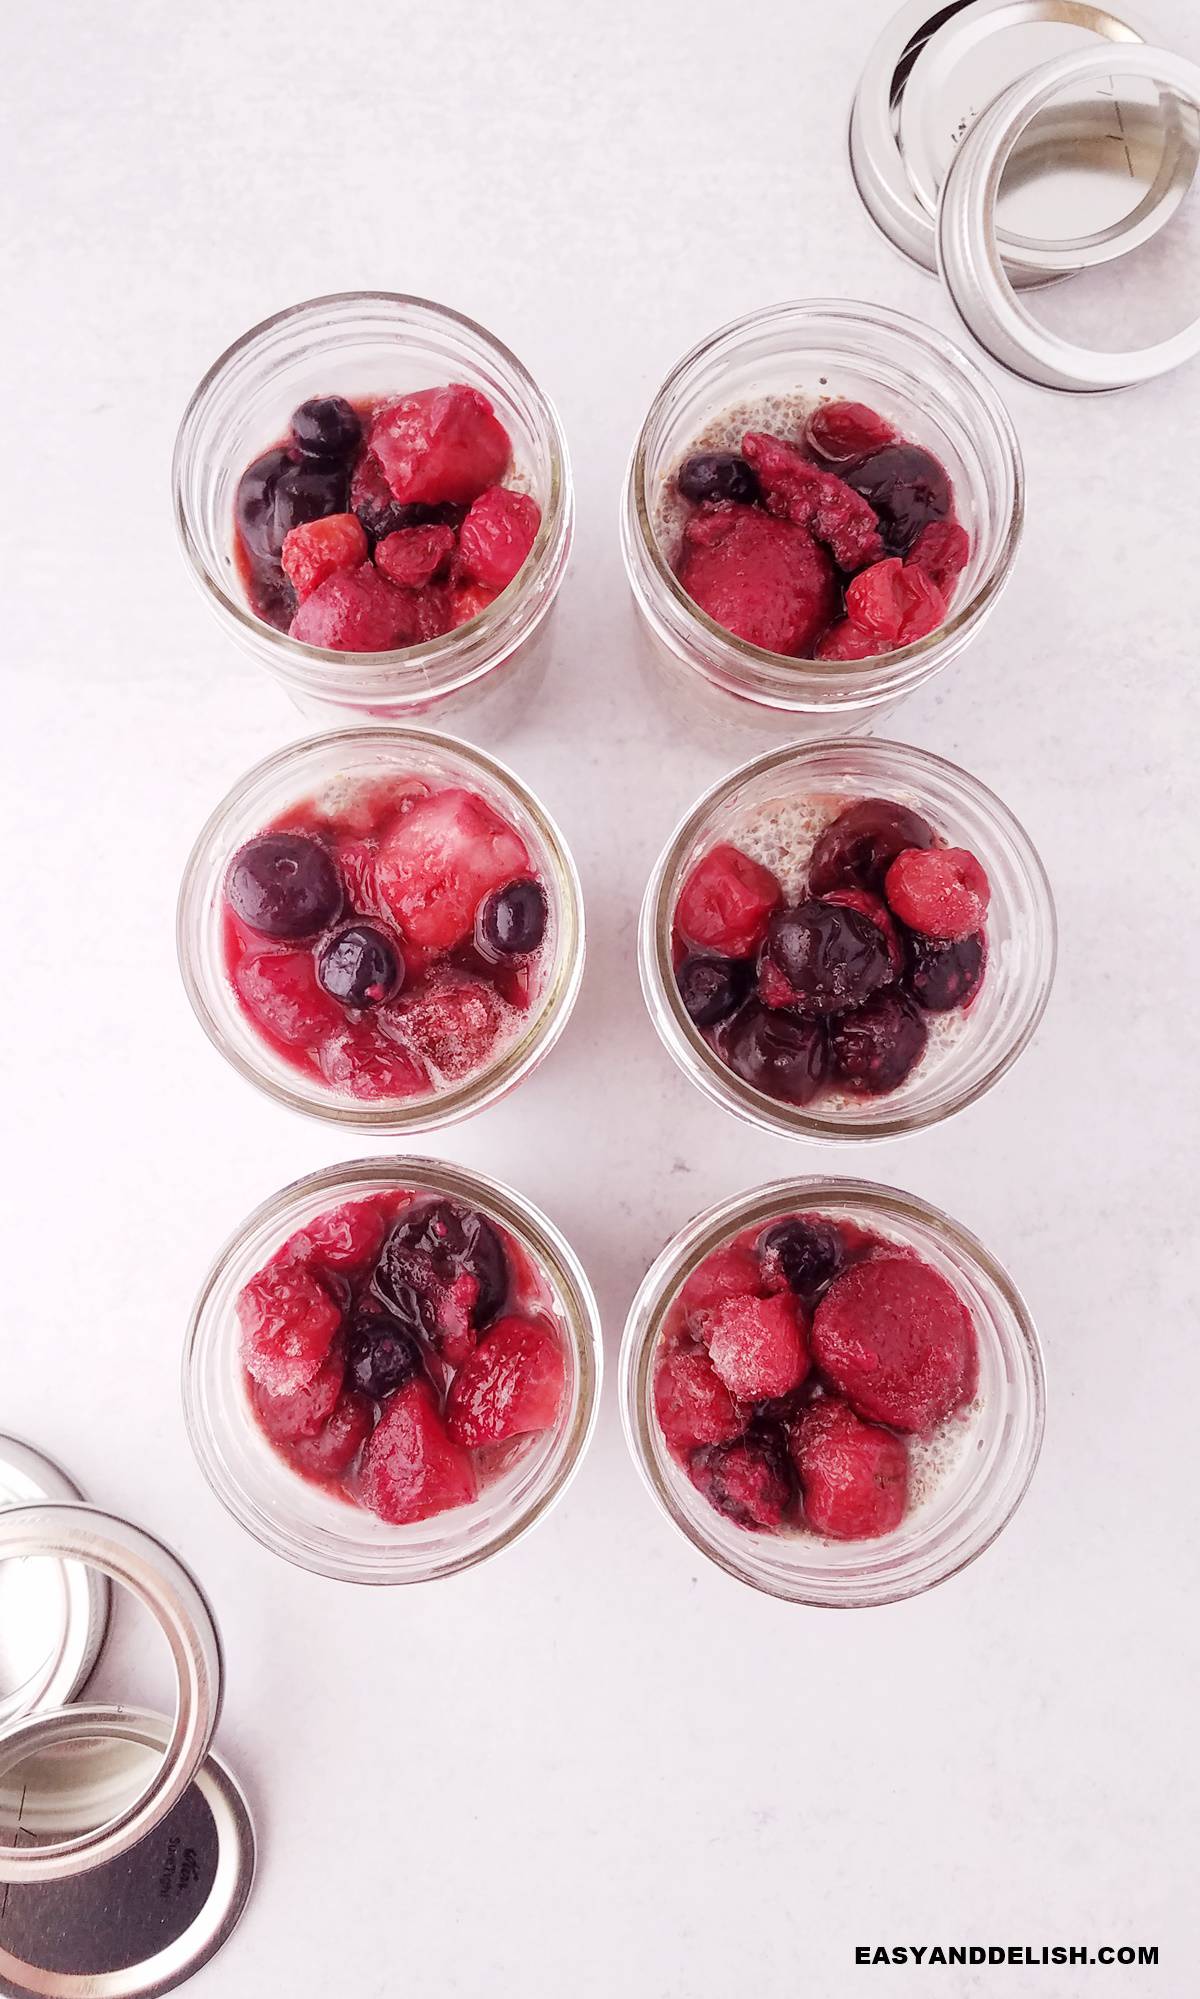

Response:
(289, 563), (418, 652)
(845, 557), (945, 646)
(368, 386), (511, 507)
(457, 486), (542, 592)
(253, 1341), (345, 1443)
(676, 502), (838, 655)
(805, 400), (896, 467)
(907, 519), (970, 592)
(811, 1256), (978, 1433)
(445, 1315), (566, 1447)
(821, 888), (904, 975)
(884, 846), (990, 940)
(675, 842), (782, 957)
(374, 524), (456, 590)
(384, 971), (506, 1083)
(814, 619), (881, 661)
(374, 786), (530, 952)
(653, 1343), (743, 1455)
(700, 1291), (809, 1402)
(690, 1430), (792, 1529)
(283, 1199), (386, 1276)
(405, 582), (454, 642)
(234, 950), (343, 1047)
(448, 580), (499, 628)
(238, 1260), (341, 1395)
(318, 1022), (431, 1100)
(679, 1242), (762, 1322)
(741, 431), (884, 570)
(281, 512), (368, 601)
(291, 1391), (374, 1479)
(359, 1378), (478, 1524)
(790, 1397), (909, 1539)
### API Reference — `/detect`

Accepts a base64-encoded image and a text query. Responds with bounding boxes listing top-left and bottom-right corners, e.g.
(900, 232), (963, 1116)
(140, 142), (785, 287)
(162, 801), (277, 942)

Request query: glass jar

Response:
(620, 300), (1023, 747)
(177, 727), (584, 1132)
(183, 1159), (603, 1584)
(620, 1177), (1045, 1607)
(640, 736), (1055, 1141)
(172, 292), (572, 736)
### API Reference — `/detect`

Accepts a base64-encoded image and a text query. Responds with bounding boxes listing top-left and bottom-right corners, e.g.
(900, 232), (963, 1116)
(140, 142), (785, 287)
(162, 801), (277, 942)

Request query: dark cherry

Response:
(236, 449), (348, 563)
(235, 447), (294, 563)
(807, 798), (937, 897)
(677, 452), (761, 507)
(676, 954), (753, 1028)
(719, 1002), (830, 1106)
(226, 832), (343, 940)
(317, 923), (403, 1009)
(758, 1217), (846, 1302)
(763, 902), (893, 1014)
(291, 396), (362, 462)
(690, 1421), (793, 1528)
(476, 879), (548, 957)
(375, 1200), (508, 1329)
(829, 989), (928, 1094)
(907, 931), (986, 1012)
(844, 444), (951, 556)
(345, 1313), (425, 1400)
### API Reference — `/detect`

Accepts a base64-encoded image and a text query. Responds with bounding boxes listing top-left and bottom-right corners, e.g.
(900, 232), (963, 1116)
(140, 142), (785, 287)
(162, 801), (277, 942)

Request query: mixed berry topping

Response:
(672, 794), (991, 1110)
(239, 1190), (568, 1523)
(667, 400), (967, 661)
(653, 1212), (979, 1542)
(222, 772), (550, 1103)
(234, 384), (542, 651)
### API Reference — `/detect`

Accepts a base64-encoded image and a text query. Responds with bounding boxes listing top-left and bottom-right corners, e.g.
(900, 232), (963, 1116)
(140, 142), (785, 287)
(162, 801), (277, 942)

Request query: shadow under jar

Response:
(184, 1159), (603, 1584)
(620, 300), (1023, 747)
(178, 727), (584, 1132)
(640, 738), (1055, 1141)
(620, 1178), (1044, 1607)
(173, 293), (573, 736)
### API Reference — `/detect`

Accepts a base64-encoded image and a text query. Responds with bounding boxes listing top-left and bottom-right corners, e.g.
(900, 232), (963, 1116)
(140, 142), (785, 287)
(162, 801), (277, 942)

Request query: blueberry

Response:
(317, 923), (403, 1009)
(719, 1002), (830, 1106)
(844, 444), (951, 557)
(290, 396), (362, 462)
(346, 1312), (425, 1401)
(476, 879), (548, 957)
(676, 953), (752, 1027)
(764, 902), (893, 1014)
(758, 1218), (845, 1302)
(906, 931), (985, 1012)
(829, 989), (928, 1094)
(374, 1200), (508, 1329)
(225, 832), (343, 940)
(807, 799), (937, 897)
(677, 452), (761, 507)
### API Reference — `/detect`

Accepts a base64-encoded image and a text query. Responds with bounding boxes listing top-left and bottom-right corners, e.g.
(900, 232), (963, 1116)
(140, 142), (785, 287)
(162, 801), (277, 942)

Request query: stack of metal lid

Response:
(0, 1438), (254, 1999)
(850, 0), (1200, 388)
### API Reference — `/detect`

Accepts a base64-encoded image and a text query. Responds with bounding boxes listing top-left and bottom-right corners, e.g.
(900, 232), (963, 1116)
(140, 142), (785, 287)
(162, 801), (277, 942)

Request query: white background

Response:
(2, 2), (1198, 1993)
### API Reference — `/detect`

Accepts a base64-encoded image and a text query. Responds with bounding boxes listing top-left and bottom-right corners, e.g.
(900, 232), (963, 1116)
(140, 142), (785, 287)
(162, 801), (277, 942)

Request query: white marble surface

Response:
(2, 2), (1198, 1992)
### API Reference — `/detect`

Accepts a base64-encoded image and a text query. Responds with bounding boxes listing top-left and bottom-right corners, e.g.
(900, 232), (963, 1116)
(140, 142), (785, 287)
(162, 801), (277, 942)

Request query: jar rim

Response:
(176, 724), (585, 1131)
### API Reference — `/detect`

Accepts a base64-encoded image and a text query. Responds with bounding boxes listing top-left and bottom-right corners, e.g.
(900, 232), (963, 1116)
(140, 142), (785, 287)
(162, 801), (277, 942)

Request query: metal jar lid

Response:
(0, 1438), (109, 1728)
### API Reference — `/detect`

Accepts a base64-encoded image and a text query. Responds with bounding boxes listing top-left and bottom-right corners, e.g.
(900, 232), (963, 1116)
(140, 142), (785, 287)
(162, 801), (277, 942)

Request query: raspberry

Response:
(253, 1341), (345, 1443)
(280, 512), (368, 601)
(234, 950), (342, 1047)
(805, 400), (896, 467)
(675, 843), (781, 957)
(374, 523), (456, 589)
(374, 786), (531, 952)
(675, 502), (838, 655)
(433, 1271), (481, 1371)
(814, 619), (881, 661)
(811, 1256), (978, 1432)
(653, 1343), (743, 1455)
(291, 1392), (374, 1480)
(318, 1022), (431, 1100)
(283, 1200), (386, 1275)
(907, 519), (970, 592)
(445, 1316), (566, 1447)
(790, 1397), (909, 1539)
(884, 847), (990, 940)
(844, 558), (945, 646)
(384, 971), (506, 1083)
(679, 1242), (762, 1323)
(821, 888), (904, 974)
(448, 581), (499, 628)
(457, 487), (542, 592)
(289, 563), (417, 652)
(237, 1260), (341, 1396)
(828, 989), (928, 1095)
(368, 386), (511, 507)
(741, 432), (884, 570)
(690, 1429), (792, 1529)
(757, 953), (800, 1009)
(700, 1291), (809, 1402)
(359, 1378), (478, 1524)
